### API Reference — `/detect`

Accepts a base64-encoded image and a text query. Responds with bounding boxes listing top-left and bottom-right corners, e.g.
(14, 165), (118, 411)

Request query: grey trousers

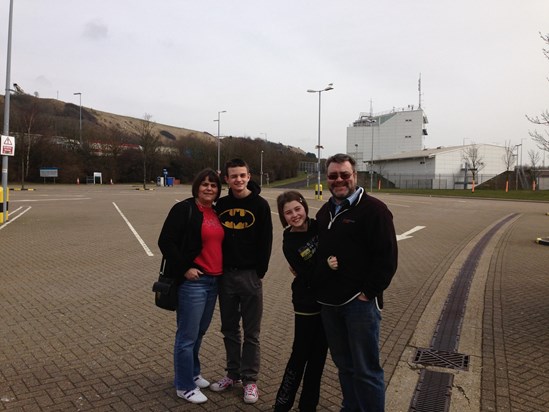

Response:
(218, 268), (263, 384)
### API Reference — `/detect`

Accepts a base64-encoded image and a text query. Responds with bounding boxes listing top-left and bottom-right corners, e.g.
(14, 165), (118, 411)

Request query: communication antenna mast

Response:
(418, 73), (422, 109)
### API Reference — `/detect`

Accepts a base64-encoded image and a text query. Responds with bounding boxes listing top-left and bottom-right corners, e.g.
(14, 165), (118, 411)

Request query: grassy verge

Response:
(377, 188), (549, 201)
(270, 178), (549, 202)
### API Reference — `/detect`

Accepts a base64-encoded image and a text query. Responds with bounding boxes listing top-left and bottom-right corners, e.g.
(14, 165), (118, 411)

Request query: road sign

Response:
(1, 135), (15, 156)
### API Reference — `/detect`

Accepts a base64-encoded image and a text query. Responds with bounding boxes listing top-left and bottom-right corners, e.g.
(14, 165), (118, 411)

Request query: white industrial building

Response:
(347, 106), (427, 171)
(346, 106), (511, 189)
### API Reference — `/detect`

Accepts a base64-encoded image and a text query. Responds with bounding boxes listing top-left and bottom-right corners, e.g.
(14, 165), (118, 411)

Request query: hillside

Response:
(0, 94), (215, 145)
(2, 93), (310, 185)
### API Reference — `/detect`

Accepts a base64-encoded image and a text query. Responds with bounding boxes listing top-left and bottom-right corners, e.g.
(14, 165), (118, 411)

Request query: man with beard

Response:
(315, 153), (398, 412)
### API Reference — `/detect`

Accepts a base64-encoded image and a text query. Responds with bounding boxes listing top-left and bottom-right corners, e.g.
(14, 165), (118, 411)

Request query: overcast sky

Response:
(1, 0), (548, 164)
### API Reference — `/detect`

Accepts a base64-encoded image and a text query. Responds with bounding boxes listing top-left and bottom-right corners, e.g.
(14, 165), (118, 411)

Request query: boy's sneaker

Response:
(210, 376), (238, 392)
(193, 375), (210, 389)
(177, 387), (208, 404)
(243, 383), (259, 404)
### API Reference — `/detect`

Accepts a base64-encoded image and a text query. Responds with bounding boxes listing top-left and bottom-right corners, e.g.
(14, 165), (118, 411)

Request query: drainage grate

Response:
(413, 348), (469, 371)
(410, 370), (453, 412)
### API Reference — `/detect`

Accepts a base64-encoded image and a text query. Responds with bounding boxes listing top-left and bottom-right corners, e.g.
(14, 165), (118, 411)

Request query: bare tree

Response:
(527, 33), (549, 156)
(102, 126), (130, 183)
(462, 143), (485, 185)
(12, 95), (43, 189)
(528, 149), (542, 189)
(135, 114), (161, 190)
(502, 141), (516, 191)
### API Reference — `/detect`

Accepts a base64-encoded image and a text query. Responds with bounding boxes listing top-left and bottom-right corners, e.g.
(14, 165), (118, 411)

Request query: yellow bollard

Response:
(315, 183), (323, 200)
(0, 187), (8, 224)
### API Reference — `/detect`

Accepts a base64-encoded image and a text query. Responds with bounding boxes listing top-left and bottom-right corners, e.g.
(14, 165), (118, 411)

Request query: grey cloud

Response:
(83, 19), (109, 40)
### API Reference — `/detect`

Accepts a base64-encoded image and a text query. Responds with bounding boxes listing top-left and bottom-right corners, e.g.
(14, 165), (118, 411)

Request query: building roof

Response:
(378, 144), (505, 161)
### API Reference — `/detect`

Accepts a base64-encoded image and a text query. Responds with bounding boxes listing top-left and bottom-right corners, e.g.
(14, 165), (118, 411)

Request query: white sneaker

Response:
(193, 375), (210, 389)
(243, 383), (259, 404)
(177, 387), (208, 404)
(210, 376), (238, 392)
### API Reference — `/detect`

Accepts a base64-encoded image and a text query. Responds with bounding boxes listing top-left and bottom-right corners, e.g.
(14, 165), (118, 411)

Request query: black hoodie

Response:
(215, 181), (273, 278)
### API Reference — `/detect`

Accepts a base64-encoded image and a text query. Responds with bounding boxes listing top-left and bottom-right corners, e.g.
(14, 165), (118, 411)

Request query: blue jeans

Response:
(174, 275), (218, 391)
(321, 298), (384, 412)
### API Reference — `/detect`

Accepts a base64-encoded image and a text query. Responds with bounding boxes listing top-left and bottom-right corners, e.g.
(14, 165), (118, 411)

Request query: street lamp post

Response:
(214, 110), (226, 174)
(260, 150), (264, 187)
(307, 84), (333, 200)
(2, 0), (14, 225)
(73, 92), (82, 144)
(514, 143), (522, 190)
(368, 117), (376, 192)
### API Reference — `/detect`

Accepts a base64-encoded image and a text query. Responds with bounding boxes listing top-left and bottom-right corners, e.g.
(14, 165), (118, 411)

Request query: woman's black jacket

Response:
(158, 198), (204, 281)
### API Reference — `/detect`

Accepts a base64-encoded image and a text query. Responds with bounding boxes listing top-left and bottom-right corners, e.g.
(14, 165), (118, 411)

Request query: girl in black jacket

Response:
(273, 191), (336, 412)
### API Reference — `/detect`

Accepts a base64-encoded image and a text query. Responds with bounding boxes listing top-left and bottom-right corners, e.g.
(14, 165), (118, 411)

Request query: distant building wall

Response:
(347, 107), (427, 171)
(377, 144), (509, 189)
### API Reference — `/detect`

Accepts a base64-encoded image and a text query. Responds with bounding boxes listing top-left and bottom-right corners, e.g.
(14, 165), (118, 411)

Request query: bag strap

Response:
(159, 256), (167, 276)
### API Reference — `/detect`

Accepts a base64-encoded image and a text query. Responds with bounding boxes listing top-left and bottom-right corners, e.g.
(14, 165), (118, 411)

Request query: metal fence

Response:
(356, 172), (534, 190)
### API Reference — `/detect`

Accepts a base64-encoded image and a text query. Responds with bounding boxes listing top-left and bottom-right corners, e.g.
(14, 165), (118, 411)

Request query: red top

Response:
(194, 203), (224, 275)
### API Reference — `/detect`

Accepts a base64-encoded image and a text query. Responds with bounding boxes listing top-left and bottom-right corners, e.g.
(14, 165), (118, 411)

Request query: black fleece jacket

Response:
(315, 188), (398, 308)
(157, 198), (204, 281)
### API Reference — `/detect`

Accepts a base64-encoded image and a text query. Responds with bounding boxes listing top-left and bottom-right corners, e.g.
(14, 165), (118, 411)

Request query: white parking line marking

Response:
(0, 206), (32, 231)
(397, 226), (426, 241)
(11, 197), (91, 203)
(112, 202), (154, 256)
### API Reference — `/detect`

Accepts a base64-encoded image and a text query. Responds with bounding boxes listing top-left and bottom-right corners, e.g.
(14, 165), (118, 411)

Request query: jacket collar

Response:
(330, 186), (364, 215)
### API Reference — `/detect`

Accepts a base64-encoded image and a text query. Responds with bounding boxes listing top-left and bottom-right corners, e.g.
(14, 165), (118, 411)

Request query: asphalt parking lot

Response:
(1, 184), (548, 411)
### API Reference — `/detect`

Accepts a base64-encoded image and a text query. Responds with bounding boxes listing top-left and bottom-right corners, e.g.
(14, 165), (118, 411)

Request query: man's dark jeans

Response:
(321, 298), (384, 412)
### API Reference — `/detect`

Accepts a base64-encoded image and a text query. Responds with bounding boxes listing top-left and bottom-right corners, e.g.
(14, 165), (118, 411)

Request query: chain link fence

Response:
(356, 171), (536, 190)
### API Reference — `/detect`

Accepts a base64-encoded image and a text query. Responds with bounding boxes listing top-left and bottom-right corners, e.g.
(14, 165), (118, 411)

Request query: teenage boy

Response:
(211, 158), (273, 404)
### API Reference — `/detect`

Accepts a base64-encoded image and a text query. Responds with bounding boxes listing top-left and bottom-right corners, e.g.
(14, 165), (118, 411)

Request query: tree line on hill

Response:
(1, 94), (314, 188)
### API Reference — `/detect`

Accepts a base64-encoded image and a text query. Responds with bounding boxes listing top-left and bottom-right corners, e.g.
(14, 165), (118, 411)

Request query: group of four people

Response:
(158, 154), (398, 411)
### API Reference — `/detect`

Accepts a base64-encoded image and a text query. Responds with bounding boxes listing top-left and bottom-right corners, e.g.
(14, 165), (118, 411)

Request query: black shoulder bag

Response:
(152, 201), (192, 311)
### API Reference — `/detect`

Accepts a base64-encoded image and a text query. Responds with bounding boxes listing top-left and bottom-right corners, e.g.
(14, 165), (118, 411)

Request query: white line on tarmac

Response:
(0, 206), (32, 231)
(11, 198), (91, 203)
(397, 225), (426, 241)
(112, 202), (154, 257)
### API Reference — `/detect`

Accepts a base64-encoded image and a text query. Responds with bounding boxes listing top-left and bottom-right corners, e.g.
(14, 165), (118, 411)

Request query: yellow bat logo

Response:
(219, 208), (256, 229)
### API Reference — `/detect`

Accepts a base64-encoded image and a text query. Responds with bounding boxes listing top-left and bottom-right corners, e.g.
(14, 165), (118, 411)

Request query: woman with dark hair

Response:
(273, 190), (336, 412)
(158, 168), (224, 405)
